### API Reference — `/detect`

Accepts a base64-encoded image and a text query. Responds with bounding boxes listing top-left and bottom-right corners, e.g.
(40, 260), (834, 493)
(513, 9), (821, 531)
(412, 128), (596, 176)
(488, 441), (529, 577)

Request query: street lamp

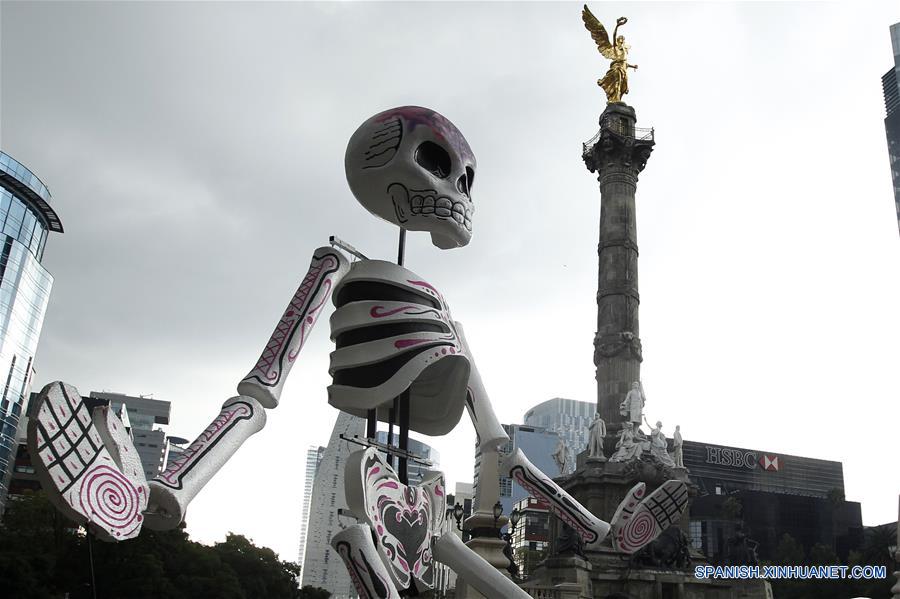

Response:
(492, 501), (503, 526)
(448, 502), (464, 531)
(509, 507), (521, 535)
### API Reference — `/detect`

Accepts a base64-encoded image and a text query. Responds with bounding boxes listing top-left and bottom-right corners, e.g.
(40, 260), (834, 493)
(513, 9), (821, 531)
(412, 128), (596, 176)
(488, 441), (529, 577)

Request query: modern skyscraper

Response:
(523, 397), (595, 459)
(0, 151), (63, 511)
(883, 22), (900, 235)
(301, 412), (365, 598)
(298, 445), (325, 566)
(88, 392), (171, 480)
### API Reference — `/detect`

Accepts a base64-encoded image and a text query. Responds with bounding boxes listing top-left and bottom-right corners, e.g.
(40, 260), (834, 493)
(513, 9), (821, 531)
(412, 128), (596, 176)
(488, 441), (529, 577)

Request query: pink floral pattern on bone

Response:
(357, 448), (444, 591)
(155, 399), (255, 489)
(246, 253), (340, 385)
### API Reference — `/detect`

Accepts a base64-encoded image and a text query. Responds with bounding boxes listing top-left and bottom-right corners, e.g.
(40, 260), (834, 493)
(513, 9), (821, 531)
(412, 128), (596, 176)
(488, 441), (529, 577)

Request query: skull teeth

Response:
(408, 195), (472, 233)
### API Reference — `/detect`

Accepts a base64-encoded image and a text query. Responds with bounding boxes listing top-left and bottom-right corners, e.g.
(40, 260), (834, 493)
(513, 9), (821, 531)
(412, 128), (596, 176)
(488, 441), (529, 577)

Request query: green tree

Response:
(721, 496), (743, 520)
(0, 491), (303, 598)
(774, 533), (804, 566)
(298, 586), (332, 599)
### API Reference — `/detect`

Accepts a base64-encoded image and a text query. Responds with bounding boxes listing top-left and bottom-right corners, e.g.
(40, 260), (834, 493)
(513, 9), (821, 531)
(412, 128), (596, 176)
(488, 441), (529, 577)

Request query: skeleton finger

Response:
(27, 381), (148, 541)
(333, 524), (401, 599)
(432, 531), (532, 599)
(502, 448), (610, 550)
(453, 321), (508, 450)
(238, 246), (349, 409)
(610, 480), (688, 554)
(143, 396), (266, 530)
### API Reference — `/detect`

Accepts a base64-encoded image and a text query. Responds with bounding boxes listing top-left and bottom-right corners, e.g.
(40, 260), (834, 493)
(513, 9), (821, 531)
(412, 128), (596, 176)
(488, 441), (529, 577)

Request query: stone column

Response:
(457, 446), (509, 599)
(582, 102), (654, 432)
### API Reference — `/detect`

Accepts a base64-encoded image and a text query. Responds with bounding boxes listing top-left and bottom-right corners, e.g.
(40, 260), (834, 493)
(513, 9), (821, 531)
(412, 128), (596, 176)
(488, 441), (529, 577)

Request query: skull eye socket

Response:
(456, 167), (476, 198)
(415, 141), (451, 179)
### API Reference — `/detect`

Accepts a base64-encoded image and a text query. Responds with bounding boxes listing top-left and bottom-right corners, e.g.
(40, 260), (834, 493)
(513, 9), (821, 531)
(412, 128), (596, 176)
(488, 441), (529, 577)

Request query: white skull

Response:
(345, 106), (476, 249)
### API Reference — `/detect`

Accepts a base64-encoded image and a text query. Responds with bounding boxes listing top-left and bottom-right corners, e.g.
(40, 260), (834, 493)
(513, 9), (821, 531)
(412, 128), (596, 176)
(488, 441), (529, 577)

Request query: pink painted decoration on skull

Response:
(345, 106), (476, 250)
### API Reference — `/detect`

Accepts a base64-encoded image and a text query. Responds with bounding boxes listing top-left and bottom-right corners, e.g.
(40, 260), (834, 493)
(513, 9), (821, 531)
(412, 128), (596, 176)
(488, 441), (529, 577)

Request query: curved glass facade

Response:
(0, 151), (58, 511)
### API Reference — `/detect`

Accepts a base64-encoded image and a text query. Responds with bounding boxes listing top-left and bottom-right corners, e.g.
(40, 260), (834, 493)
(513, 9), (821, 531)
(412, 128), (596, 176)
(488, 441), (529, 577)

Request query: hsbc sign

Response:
(758, 454), (780, 471)
(704, 446), (782, 472)
(705, 446), (757, 469)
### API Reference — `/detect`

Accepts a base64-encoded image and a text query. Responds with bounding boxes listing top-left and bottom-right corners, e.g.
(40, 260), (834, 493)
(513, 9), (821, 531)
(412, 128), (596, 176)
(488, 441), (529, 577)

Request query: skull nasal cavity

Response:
(415, 141), (451, 179)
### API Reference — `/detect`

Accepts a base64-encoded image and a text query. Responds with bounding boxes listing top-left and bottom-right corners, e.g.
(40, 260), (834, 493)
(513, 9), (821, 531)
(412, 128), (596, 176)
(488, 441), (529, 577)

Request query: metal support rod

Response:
(366, 410), (377, 441)
(87, 528), (98, 599)
(397, 229), (406, 266)
(398, 389), (410, 485)
(387, 397), (397, 468)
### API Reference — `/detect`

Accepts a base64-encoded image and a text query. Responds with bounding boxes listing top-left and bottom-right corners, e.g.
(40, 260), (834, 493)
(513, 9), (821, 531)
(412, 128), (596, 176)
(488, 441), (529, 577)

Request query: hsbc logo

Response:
(704, 447), (783, 472)
(705, 446), (757, 469)
(759, 454), (780, 471)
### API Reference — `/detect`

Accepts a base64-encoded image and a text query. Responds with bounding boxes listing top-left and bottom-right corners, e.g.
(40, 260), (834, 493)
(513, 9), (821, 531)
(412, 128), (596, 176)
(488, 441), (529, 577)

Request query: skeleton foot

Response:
(432, 532), (532, 599)
(27, 381), (148, 541)
(502, 448), (610, 549)
(333, 524), (401, 599)
(610, 481), (689, 554)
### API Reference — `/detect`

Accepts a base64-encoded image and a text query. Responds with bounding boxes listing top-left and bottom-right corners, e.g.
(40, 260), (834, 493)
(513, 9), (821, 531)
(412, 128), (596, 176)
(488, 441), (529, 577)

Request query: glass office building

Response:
(0, 150), (63, 511)
(883, 23), (900, 235)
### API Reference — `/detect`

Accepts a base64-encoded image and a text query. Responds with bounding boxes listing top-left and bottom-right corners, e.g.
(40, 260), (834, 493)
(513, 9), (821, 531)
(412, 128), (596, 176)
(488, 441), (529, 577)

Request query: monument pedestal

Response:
(524, 454), (771, 599)
(525, 554), (593, 599)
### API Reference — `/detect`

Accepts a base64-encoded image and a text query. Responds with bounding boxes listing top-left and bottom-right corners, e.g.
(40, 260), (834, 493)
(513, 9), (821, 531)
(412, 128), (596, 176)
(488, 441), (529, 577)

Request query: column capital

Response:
(582, 103), (655, 177)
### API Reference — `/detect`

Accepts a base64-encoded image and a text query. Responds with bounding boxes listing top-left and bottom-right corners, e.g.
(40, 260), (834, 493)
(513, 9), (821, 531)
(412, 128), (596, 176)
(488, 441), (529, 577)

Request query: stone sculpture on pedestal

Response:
(672, 424), (684, 468)
(552, 438), (570, 474)
(588, 413), (607, 461)
(619, 381), (646, 431)
(645, 418), (676, 468)
(609, 422), (643, 463)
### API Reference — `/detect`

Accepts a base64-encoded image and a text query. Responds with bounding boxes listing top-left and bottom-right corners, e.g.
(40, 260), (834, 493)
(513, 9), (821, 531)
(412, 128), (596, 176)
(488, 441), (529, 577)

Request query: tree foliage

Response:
(0, 491), (325, 599)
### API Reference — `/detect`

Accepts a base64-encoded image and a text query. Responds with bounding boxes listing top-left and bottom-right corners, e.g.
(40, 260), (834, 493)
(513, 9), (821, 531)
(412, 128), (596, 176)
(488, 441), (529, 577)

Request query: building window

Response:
(689, 520), (703, 550)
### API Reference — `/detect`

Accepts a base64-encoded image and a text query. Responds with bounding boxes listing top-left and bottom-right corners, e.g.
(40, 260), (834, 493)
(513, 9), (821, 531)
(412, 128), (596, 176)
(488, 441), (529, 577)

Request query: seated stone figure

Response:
(609, 422), (644, 462)
(645, 418), (676, 467)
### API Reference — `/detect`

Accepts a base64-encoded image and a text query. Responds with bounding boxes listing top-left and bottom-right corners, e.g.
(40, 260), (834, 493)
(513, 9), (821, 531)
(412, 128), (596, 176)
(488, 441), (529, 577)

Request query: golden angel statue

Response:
(582, 5), (638, 104)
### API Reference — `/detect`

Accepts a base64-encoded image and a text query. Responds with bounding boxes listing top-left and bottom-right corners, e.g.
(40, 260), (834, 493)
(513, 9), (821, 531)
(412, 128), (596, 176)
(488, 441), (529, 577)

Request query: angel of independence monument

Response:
(526, 8), (771, 599)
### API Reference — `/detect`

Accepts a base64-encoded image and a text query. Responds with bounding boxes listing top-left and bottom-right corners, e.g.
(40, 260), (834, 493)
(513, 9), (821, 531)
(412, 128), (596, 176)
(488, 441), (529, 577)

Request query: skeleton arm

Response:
(118, 245), (347, 531)
(455, 320), (687, 554)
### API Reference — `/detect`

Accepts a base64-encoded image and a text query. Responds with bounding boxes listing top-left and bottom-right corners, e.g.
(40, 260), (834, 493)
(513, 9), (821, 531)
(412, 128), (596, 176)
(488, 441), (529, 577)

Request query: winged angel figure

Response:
(582, 5), (638, 104)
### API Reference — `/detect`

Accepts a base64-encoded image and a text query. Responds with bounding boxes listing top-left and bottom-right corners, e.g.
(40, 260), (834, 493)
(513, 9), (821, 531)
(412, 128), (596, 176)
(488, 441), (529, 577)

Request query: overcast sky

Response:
(2, 1), (898, 562)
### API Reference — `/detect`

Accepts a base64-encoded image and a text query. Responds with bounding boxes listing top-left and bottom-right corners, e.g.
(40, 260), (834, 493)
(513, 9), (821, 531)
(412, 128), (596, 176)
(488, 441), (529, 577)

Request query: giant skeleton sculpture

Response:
(27, 106), (689, 598)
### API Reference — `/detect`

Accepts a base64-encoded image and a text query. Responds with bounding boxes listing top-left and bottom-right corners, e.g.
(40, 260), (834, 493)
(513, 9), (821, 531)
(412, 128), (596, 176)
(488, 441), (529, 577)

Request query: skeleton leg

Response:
(432, 532), (532, 599)
(143, 396), (265, 530)
(502, 448), (610, 550)
(239, 246), (349, 408)
(332, 524), (401, 599)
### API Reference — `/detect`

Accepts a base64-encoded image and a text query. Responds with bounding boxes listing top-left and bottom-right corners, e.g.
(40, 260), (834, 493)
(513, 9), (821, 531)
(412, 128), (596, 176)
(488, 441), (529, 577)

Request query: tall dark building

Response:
(883, 23), (900, 235)
(0, 151), (63, 511)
